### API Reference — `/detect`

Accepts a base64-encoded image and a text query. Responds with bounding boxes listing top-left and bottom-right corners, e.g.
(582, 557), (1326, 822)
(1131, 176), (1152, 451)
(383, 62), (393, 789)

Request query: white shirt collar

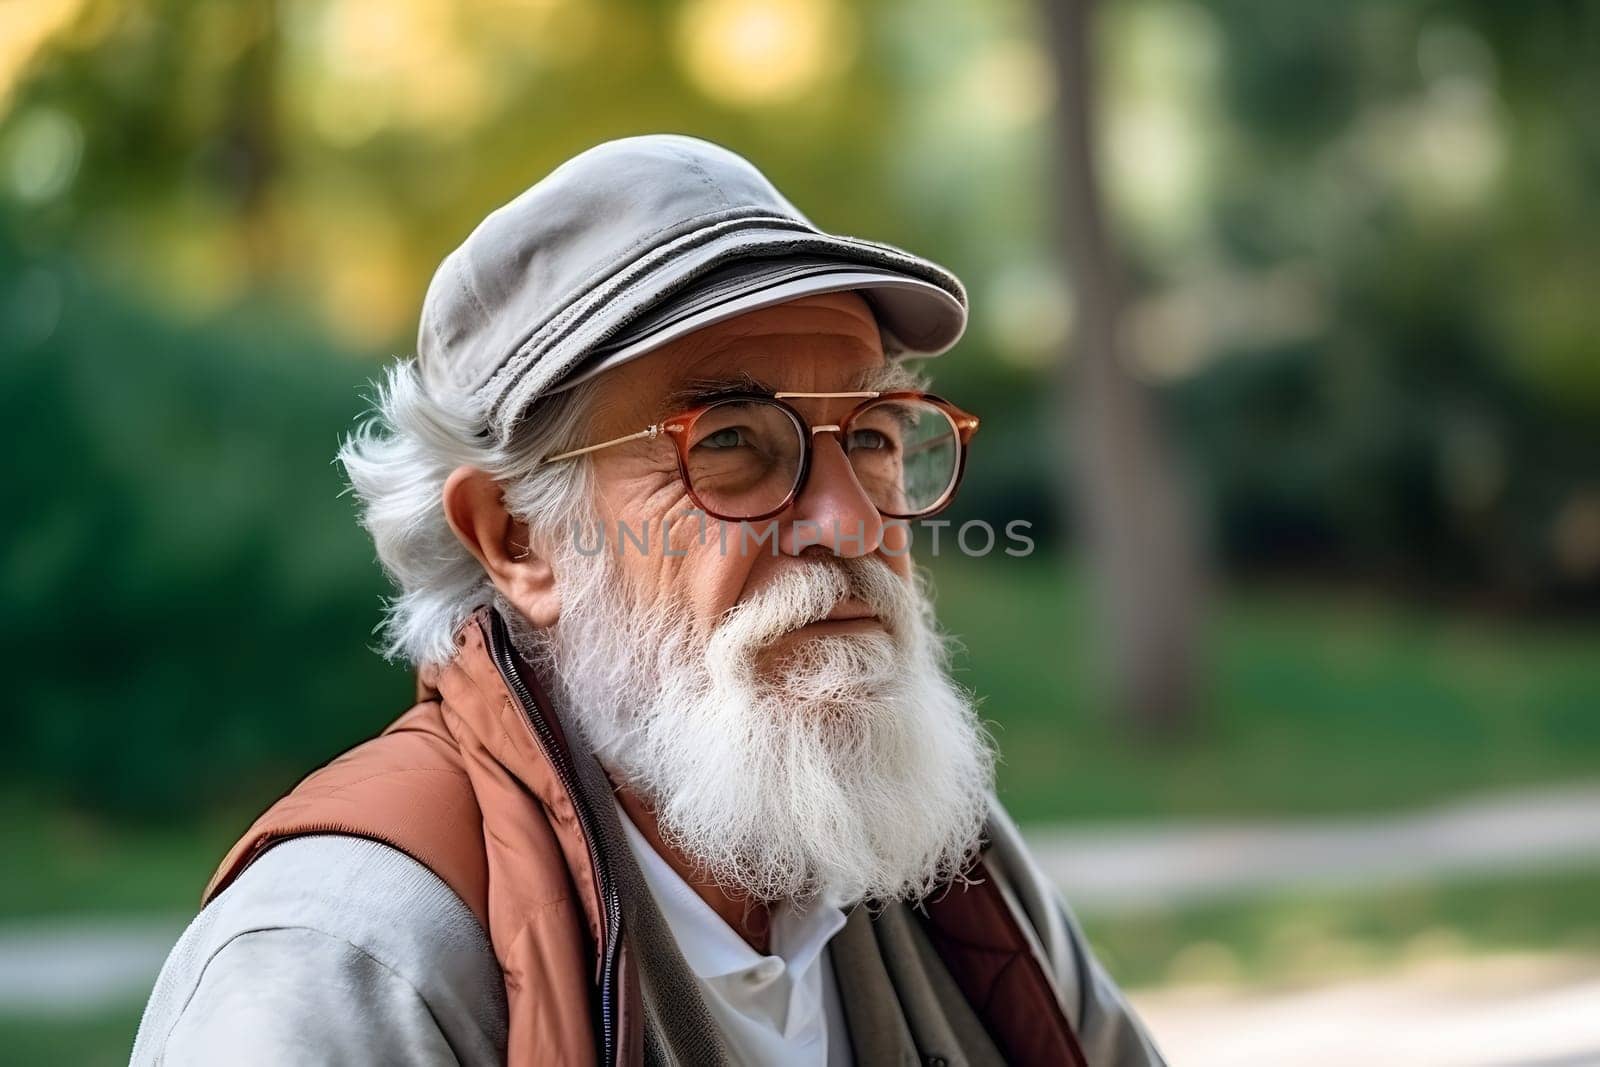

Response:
(615, 801), (854, 1063)
(615, 804), (847, 982)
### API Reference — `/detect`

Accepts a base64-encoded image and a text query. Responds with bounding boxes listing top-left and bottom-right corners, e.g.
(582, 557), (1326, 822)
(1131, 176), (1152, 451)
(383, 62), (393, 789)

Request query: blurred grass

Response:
(1080, 865), (1600, 990)
(0, 1004), (144, 1067)
(928, 554), (1600, 822)
(0, 802), (238, 920)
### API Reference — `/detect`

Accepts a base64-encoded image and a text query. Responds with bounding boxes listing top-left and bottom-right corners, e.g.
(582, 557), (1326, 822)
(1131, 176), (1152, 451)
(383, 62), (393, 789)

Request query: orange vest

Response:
(204, 607), (1085, 1066)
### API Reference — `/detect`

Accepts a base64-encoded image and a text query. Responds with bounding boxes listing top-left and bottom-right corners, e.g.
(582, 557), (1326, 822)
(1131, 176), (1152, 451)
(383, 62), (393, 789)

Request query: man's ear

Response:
(441, 465), (560, 628)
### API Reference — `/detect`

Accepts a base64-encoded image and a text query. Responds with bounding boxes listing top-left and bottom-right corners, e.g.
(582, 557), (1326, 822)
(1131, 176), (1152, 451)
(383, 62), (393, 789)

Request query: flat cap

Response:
(416, 134), (968, 440)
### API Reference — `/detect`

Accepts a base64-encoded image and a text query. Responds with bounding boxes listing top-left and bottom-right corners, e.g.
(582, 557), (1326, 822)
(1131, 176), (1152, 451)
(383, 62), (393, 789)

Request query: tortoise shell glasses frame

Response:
(538, 390), (980, 522)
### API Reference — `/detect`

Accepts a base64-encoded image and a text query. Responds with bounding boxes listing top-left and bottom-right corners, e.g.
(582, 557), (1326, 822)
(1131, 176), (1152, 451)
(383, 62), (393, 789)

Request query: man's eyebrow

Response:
(660, 372), (776, 412)
(853, 361), (925, 393)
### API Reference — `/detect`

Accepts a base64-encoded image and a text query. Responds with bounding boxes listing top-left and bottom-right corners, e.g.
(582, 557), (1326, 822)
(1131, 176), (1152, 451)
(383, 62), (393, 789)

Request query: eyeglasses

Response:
(540, 391), (979, 521)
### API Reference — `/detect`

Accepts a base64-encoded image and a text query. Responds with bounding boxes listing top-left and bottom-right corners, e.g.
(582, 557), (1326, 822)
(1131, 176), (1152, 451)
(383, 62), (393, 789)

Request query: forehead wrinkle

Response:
(692, 315), (884, 370)
(781, 289), (880, 325)
(685, 294), (883, 349)
(673, 326), (882, 383)
(597, 300), (887, 427)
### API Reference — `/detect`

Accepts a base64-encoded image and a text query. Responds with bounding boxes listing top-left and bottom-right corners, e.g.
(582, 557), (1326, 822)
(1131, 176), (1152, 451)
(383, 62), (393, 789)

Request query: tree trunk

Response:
(1041, 0), (1204, 732)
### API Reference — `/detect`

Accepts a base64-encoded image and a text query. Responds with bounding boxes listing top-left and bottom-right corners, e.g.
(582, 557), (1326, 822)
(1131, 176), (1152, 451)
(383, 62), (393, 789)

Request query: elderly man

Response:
(134, 136), (1163, 1066)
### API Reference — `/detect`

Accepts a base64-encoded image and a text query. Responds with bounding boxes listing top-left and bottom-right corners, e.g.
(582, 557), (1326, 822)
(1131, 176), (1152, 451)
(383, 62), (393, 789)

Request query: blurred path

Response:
(1, 782), (1597, 1014)
(1033, 782), (1600, 914)
(1131, 952), (1600, 1067)
(0, 916), (184, 1015)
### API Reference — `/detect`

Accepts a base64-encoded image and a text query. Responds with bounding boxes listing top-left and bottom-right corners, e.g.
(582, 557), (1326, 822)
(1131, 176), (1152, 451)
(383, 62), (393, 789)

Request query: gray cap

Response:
(416, 134), (968, 440)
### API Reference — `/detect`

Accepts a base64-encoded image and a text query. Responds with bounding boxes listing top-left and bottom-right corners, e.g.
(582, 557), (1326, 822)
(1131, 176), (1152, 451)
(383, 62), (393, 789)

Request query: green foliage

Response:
(0, 238), (411, 816)
(1134, 0), (1600, 603)
(1168, 305), (1600, 602)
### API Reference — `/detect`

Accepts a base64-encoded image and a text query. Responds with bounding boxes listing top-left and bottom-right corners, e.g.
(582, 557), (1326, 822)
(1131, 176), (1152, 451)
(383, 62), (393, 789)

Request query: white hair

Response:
(337, 359), (597, 665)
(534, 541), (996, 905)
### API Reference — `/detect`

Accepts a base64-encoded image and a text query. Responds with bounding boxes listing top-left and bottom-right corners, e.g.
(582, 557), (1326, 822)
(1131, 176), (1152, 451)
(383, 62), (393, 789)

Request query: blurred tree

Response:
(1042, 0), (1204, 731)
(1152, 0), (1600, 608)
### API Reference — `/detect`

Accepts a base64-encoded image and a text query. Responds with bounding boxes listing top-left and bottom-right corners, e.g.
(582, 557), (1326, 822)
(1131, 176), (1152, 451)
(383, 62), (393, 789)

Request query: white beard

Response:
(519, 538), (996, 907)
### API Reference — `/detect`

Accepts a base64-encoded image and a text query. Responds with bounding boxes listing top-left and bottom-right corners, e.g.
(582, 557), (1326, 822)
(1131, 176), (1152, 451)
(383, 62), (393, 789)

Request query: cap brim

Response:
(549, 257), (966, 393)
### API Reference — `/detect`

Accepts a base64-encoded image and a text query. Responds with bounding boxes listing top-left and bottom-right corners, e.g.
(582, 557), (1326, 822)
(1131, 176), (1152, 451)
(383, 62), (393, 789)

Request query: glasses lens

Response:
(683, 399), (805, 519)
(845, 398), (962, 517)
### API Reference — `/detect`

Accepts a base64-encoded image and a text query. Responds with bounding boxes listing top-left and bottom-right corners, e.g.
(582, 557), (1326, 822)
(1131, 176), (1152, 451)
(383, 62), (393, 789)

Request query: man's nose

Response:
(779, 431), (884, 558)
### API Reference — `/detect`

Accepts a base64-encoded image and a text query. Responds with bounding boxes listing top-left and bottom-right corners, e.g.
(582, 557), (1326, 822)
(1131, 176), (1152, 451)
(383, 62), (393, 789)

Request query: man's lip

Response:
(773, 607), (886, 644)
(821, 599), (878, 624)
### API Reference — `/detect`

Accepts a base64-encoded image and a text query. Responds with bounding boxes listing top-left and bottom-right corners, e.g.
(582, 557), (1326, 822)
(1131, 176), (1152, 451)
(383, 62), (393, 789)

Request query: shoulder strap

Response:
(202, 700), (491, 931)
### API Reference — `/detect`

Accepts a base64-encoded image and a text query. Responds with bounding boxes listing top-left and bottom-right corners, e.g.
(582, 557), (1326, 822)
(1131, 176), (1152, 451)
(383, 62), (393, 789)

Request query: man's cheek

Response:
(688, 540), (756, 625)
(660, 506), (709, 559)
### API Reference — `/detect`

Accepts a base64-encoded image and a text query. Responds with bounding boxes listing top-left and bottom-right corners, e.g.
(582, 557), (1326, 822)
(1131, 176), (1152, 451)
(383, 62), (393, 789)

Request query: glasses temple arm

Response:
(773, 390), (880, 399)
(540, 425), (660, 465)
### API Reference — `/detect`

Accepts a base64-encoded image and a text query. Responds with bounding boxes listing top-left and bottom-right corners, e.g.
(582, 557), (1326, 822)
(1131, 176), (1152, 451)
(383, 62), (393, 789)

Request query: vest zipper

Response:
(483, 610), (625, 1067)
